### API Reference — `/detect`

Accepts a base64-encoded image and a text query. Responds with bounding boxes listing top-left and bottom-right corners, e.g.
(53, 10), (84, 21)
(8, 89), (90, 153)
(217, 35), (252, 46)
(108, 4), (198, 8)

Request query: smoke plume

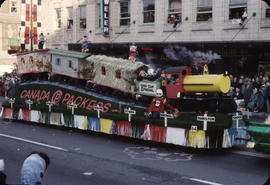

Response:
(163, 45), (221, 67)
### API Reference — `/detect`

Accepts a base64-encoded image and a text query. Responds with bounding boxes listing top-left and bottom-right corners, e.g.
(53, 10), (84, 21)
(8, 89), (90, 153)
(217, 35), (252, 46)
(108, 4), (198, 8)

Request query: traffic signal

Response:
(0, 0), (5, 7)
(262, 0), (270, 6)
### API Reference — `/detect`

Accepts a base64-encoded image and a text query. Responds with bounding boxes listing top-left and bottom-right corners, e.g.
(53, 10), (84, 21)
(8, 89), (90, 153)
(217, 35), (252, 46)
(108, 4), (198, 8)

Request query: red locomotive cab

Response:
(164, 66), (192, 99)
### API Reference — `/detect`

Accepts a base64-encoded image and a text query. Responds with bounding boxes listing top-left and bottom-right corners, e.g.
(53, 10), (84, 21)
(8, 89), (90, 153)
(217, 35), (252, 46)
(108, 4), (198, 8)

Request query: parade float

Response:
(1, 49), (248, 149)
(247, 118), (270, 154)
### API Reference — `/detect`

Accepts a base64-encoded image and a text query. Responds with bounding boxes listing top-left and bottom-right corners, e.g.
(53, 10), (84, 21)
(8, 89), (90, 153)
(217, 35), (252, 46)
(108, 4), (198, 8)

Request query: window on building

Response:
(68, 60), (73, 68)
(120, 1), (130, 26)
(56, 58), (61, 66)
(101, 66), (106, 75)
(80, 5), (87, 29)
(116, 70), (121, 79)
(143, 0), (155, 23)
(67, 7), (73, 29)
(56, 8), (61, 28)
(11, 0), (18, 13)
(266, 4), (270, 18)
(197, 0), (212, 21)
(229, 0), (247, 20)
(38, 0), (41, 5)
(168, 0), (182, 24)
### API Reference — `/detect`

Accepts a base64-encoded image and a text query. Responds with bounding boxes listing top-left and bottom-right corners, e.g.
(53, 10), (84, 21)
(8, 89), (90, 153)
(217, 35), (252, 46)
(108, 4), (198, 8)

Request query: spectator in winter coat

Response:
(243, 79), (253, 106)
(21, 151), (50, 185)
(247, 88), (259, 111)
(257, 85), (266, 112)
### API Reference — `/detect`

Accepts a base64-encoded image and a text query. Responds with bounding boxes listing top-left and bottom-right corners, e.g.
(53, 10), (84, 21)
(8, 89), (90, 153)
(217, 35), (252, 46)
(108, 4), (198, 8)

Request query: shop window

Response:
(120, 1), (130, 26)
(167, 74), (180, 85)
(80, 5), (87, 29)
(229, 0), (247, 20)
(116, 70), (121, 79)
(168, 0), (182, 24)
(56, 8), (62, 28)
(68, 60), (73, 68)
(102, 66), (106, 75)
(266, 4), (270, 18)
(143, 0), (155, 23)
(197, 0), (212, 22)
(56, 58), (61, 66)
(67, 7), (73, 29)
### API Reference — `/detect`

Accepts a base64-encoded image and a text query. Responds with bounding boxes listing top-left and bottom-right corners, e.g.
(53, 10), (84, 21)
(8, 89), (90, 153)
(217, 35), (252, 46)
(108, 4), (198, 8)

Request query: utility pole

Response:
(30, 0), (33, 51)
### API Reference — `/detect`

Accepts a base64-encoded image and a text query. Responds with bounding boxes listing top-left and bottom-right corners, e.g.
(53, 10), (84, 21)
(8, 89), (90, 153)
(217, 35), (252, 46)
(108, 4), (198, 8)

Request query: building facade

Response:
(0, 0), (21, 67)
(43, 0), (270, 75)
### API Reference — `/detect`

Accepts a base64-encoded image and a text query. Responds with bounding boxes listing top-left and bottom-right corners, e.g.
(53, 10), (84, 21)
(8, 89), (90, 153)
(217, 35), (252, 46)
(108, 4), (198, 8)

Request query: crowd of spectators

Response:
(227, 73), (270, 113)
(1, 72), (20, 99)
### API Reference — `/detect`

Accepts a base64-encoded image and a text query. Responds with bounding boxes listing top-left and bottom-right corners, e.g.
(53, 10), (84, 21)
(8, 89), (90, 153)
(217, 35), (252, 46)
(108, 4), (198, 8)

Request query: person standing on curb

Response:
(21, 151), (50, 185)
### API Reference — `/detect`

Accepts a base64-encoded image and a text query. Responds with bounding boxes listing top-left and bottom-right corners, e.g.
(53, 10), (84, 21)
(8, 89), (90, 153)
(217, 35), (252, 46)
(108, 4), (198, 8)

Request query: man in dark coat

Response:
(243, 79), (253, 106)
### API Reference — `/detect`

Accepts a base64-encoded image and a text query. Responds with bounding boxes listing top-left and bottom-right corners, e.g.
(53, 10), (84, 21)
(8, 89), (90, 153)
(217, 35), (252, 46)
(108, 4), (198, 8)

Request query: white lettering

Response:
(104, 20), (109, 26)
(104, 6), (109, 12)
(103, 27), (109, 33)
(104, 0), (109, 5)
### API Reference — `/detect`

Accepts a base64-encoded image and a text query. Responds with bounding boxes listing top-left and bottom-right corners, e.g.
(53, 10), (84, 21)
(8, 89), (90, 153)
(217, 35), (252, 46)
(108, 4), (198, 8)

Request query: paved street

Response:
(0, 117), (269, 185)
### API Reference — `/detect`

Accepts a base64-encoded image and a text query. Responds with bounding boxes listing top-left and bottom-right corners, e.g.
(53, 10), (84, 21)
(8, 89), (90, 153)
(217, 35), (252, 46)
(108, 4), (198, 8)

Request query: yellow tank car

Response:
(183, 65), (230, 93)
(183, 74), (230, 93)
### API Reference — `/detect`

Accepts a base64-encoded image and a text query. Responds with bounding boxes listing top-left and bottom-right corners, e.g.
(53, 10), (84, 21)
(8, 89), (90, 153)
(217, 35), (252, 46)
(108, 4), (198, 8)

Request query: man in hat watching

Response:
(21, 151), (50, 185)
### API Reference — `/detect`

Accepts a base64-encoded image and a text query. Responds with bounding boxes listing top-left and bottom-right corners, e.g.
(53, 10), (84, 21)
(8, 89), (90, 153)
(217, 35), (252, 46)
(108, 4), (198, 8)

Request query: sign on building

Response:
(100, 0), (110, 36)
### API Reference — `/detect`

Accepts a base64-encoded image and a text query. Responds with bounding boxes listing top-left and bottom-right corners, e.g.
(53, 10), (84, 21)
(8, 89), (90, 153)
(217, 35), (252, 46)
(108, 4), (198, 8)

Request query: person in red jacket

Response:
(148, 89), (178, 119)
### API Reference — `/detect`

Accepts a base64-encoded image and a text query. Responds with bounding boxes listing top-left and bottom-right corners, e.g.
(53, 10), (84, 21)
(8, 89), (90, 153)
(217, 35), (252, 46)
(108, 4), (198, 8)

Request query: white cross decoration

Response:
(197, 113), (215, 131)
(246, 109), (252, 119)
(232, 112), (243, 128)
(46, 101), (54, 112)
(9, 98), (15, 109)
(68, 102), (77, 115)
(93, 105), (103, 118)
(124, 107), (136, 122)
(25, 99), (33, 110)
(160, 111), (174, 127)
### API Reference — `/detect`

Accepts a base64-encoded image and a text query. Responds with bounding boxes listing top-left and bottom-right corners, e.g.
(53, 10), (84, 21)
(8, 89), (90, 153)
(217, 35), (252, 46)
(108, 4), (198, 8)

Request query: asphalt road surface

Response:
(0, 118), (269, 185)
